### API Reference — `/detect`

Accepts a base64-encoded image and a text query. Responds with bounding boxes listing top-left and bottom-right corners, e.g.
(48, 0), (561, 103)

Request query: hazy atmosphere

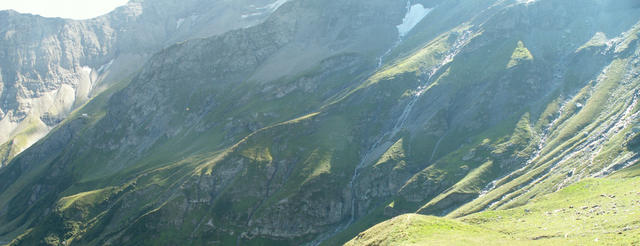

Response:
(0, 0), (639, 245)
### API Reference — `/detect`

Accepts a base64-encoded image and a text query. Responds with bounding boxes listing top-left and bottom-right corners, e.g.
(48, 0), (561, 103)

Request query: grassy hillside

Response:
(347, 165), (640, 245)
(1, 0), (640, 245)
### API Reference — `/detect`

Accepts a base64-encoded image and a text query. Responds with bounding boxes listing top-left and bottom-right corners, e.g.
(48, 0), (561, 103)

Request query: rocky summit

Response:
(0, 0), (639, 245)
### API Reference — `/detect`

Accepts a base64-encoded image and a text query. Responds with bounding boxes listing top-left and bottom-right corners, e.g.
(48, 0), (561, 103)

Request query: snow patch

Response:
(241, 12), (263, 19)
(176, 18), (185, 29)
(242, 0), (288, 19)
(97, 59), (114, 73)
(519, 0), (538, 4)
(264, 0), (288, 11)
(397, 4), (432, 37)
(81, 66), (92, 76)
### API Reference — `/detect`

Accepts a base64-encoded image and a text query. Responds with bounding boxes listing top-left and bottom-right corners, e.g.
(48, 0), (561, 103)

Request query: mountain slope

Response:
(1, 0), (640, 245)
(347, 166), (640, 245)
(0, 0), (409, 244)
(324, 0), (640, 243)
(0, 0), (287, 167)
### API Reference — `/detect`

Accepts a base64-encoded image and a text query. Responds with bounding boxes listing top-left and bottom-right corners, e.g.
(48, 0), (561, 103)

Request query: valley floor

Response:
(347, 165), (640, 245)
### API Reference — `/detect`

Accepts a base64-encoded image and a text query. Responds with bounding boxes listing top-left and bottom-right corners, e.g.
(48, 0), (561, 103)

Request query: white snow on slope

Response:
(242, 0), (288, 19)
(397, 4), (432, 37)
(176, 18), (185, 29)
(265, 0), (288, 11)
(520, 0), (537, 3)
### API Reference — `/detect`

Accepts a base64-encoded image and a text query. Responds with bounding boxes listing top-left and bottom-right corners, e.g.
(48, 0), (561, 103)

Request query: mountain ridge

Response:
(0, 0), (289, 167)
(1, 0), (640, 245)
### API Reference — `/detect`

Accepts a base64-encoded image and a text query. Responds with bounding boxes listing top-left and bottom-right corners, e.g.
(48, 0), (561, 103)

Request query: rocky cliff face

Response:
(0, 0), (408, 244)
(0, 0), (287, 167)
(1, 0), (640, 245)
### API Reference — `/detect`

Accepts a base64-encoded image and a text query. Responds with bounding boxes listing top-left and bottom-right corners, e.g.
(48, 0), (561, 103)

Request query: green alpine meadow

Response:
(0, 0), (639, 245)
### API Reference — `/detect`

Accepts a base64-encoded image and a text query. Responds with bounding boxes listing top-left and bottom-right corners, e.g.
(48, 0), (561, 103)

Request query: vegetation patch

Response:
(507, 41), (534, 69)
